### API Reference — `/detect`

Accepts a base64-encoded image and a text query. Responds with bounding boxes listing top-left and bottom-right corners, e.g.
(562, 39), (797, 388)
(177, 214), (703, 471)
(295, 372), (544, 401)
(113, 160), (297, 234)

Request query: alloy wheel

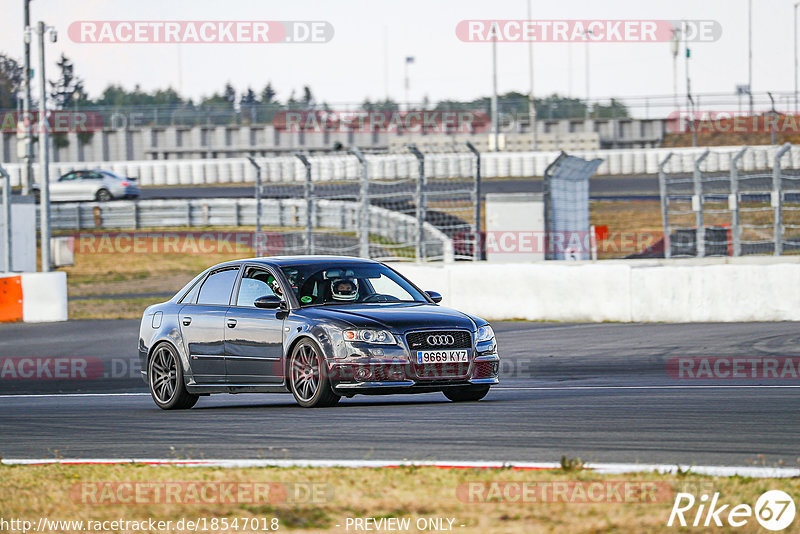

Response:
(150, 346), (177, 403)
(291, 344), (320, 402)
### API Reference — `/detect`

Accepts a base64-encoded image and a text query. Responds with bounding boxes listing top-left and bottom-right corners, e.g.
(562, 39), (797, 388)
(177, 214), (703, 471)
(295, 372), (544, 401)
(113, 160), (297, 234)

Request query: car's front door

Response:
(178, 266), (239, 384)
(50, 172), (84, 201)
(224, 265), (286, 384)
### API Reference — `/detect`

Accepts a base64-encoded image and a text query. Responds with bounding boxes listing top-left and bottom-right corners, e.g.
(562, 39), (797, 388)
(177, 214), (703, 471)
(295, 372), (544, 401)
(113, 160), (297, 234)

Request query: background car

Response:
(138, 256), (500, 409)
(33, 169), (139, 202)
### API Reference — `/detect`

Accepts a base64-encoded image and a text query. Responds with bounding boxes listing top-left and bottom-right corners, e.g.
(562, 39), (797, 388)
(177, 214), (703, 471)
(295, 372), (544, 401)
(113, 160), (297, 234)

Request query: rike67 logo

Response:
(668, 490), (796, 531)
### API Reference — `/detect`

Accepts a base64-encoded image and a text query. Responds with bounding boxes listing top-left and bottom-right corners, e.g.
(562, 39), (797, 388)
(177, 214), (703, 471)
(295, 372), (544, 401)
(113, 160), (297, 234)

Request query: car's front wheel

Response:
(148, 343), (199, 410)
(289, 339), (340, 408)
(443, 386), (490, 402)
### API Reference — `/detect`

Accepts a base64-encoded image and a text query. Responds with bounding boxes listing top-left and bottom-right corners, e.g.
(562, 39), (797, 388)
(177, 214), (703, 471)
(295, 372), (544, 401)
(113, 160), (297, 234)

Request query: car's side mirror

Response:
(425, 291), (443, 303)
(254, 295), (282, 309)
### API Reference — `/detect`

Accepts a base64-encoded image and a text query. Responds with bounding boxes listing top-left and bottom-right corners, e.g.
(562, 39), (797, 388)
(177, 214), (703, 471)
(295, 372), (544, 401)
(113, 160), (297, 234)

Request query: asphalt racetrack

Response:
(137, 176), (660, 201)
(0, 320), (797, 465)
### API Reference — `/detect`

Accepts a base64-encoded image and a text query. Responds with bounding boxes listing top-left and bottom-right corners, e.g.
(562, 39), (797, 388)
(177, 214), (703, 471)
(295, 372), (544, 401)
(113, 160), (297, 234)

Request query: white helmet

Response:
(331, 278), (358, 301)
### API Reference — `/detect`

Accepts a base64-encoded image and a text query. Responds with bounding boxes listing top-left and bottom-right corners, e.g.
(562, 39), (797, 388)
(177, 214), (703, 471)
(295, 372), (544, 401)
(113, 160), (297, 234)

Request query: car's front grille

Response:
(406, 330), (472, 379)
(405, 330), (472, 350)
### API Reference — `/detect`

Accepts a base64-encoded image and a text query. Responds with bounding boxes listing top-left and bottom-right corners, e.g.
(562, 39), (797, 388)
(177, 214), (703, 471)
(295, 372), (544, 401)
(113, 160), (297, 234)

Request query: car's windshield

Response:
(280, 263), (427, 306)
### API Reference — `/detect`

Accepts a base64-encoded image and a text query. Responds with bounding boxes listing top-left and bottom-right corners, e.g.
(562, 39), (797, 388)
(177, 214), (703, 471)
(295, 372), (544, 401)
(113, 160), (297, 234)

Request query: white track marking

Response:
(1, 458), (797, 478)
(497, 385), (800, 390)
(0, 393), (150, 398)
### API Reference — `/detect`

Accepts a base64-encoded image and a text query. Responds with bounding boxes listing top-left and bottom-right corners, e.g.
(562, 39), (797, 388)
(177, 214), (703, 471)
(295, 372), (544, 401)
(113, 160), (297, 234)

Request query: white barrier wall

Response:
(5, 144), (800, 187)
(21, 272), (68, 322)
(391, 258), (800, 323)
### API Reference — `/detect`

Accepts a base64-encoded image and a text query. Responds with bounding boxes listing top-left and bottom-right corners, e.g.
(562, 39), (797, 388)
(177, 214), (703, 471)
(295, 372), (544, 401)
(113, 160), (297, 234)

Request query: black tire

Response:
(95, 188), (112, 202)
(443, 386), (490, 402)
(289, 339), (340, 408)
(148, 343), (199, 410)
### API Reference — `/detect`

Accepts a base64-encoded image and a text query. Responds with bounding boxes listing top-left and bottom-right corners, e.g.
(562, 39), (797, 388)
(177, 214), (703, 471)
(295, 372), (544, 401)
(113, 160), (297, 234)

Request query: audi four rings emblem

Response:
(427, 334), (455, 345)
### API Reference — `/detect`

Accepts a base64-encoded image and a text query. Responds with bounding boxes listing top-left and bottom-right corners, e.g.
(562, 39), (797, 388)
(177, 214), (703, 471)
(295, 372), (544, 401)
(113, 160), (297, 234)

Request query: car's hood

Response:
(301, 303), (477, 332)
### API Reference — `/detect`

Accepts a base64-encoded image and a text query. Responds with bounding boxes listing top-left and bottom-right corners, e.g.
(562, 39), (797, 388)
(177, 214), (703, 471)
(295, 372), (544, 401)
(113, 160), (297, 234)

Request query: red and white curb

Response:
(1, 459), (797, 478)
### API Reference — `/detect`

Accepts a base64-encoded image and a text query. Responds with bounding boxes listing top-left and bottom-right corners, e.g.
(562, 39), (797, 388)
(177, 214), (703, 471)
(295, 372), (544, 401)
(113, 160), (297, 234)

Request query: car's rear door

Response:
(178, 266), (240, 384)
(82, 171), (106, 200)
(224, 265), (286, 384)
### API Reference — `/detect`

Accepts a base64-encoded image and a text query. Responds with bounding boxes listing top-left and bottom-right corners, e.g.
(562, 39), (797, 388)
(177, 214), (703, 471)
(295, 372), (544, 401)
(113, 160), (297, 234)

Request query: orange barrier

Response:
(0, 276), (23, 322)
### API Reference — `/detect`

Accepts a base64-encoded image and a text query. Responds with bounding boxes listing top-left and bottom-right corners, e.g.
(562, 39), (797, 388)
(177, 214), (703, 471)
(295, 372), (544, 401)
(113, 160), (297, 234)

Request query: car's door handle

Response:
(226, 319), (237, 328)
(182, 317), (192, 326)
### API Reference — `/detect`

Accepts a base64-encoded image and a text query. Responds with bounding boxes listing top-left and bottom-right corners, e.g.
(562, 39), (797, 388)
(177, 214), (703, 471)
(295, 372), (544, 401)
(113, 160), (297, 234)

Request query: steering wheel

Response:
(362, 293), (401, 303)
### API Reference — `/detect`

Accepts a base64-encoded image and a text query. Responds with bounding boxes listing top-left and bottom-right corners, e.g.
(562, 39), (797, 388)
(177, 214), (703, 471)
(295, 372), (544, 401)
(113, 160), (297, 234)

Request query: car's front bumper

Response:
(327, 336), (500, 395)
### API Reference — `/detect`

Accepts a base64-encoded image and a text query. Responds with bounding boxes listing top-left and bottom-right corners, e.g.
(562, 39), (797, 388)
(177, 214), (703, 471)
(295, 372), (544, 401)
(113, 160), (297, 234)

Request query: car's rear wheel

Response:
(148, 343), (198, 410)
(289, 339), (340, 408)
(443, 386), (490, 402)
(95, 188), (112, 202)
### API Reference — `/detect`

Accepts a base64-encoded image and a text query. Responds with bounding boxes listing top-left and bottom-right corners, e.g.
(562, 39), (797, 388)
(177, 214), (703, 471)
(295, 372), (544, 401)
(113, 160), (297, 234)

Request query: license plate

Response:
(416, 350), (468, 364)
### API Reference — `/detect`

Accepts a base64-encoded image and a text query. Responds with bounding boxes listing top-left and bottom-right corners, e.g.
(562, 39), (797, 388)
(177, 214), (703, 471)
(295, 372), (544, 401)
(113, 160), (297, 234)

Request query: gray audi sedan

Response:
(138, 256), (499, 408)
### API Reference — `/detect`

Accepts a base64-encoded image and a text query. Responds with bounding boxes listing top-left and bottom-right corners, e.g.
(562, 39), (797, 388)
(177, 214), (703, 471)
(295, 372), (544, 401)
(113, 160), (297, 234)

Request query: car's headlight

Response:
(476, 325), (495, 343)
(343, 329), (395, 344)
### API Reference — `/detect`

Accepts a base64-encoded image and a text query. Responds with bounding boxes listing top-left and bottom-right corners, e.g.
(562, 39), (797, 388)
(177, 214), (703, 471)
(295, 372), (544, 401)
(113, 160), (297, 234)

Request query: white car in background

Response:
(33, 169), (140, 202)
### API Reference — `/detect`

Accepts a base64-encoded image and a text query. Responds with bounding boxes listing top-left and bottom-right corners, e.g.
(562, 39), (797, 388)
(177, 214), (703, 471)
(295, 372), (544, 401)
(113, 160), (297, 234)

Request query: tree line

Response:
(0, 51), (629, 120)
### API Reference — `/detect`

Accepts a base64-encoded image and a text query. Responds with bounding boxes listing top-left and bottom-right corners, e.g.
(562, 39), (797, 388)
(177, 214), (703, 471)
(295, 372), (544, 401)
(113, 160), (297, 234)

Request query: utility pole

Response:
(527, 0), (537, 150)
(748, 0), (754, 114)
(584, 29), (592, 119)
(491, 25), (499, 152)
(21, 0), (33, 196)
(684, 21), (693, 144)
(670, 24), (680, 110)
(28, 21), (56, 272)
(795, 3), (799, 113)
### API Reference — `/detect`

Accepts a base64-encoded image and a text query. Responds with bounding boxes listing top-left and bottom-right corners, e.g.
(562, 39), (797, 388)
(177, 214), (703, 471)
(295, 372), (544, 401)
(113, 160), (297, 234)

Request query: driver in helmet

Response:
(266, 274), (282, 297)
(331, 278), (358, 301)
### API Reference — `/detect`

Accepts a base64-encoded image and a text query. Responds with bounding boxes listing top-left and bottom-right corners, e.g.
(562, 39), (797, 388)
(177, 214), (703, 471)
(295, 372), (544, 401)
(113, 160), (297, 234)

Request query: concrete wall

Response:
(391, 257), (800, 323)
(0, 117), (667, 164)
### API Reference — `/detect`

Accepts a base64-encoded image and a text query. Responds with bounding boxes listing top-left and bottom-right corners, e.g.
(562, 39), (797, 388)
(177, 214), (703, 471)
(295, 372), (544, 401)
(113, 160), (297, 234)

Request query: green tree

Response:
(0, 53), (23, 109)
(260, 82), (276, 104)
(49, 54), (87, 110)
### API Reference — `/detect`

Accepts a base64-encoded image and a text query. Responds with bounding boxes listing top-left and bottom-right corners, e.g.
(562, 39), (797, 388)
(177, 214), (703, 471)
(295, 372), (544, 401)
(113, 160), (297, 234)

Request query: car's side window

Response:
(179, 278), (203, 304)
(196, 268), (239, 306)
(59, 172), (77, 182)
(87, 172), (103, 180)
(236, 267), (278, 307)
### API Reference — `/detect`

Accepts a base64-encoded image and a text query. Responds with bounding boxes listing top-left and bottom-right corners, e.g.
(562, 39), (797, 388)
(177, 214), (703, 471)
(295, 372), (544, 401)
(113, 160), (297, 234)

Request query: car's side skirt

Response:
(186, 383), (291, 394)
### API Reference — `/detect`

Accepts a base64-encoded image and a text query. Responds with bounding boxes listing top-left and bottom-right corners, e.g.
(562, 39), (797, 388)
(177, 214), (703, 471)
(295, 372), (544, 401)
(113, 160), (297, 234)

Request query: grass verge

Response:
(1, 464), (797, 533)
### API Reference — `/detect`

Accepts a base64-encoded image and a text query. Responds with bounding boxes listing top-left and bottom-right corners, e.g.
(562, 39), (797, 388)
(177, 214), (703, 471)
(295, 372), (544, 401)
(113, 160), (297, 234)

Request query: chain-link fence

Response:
(660, 143), (798, 258)
(248, 145), (482, 262)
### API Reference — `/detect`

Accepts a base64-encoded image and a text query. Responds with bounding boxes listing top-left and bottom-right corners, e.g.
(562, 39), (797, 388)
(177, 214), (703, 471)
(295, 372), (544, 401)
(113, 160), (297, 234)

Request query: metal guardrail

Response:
(39, 198), (454, 262)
